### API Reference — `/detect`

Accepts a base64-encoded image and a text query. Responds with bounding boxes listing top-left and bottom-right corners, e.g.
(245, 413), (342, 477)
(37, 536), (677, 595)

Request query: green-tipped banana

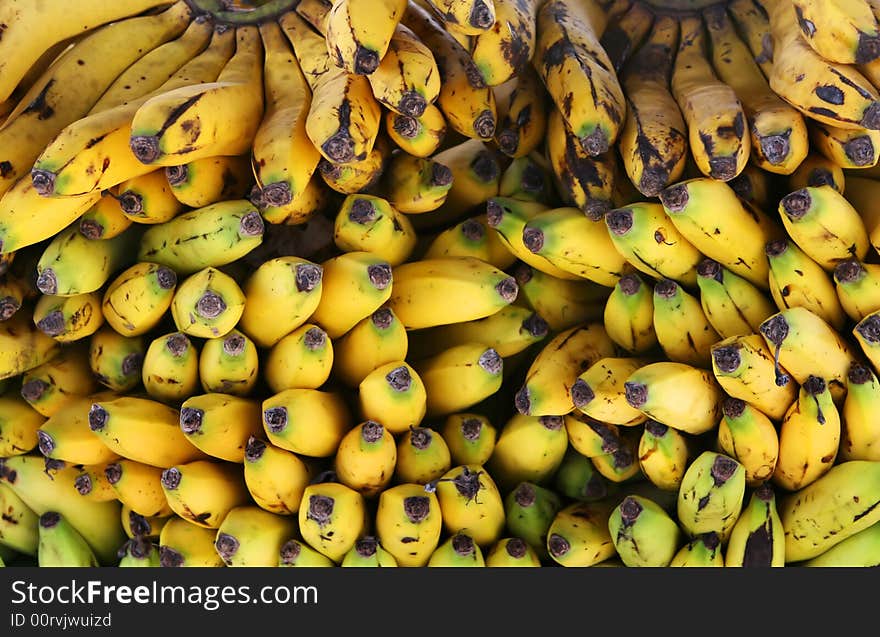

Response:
(427, 532), (485, 566)
(88, 326), (145, 393)
(340, 536), (399, 567)
(724, 482), (785, 567)
(677, 451), (746, 543)
(637, 420), (692, 492)
(117, 536), (161, 567)
(802, 520), (880, 567)
(608, 494), (684, 567)
(553, 446), (610, 502)
(441, 413), (497, 467)
(37, 511), (99, 567)
(602, 273), (658, 355)
(278, 539), (336, 567)
(485, 537), (542, 566)
(651, 278), (720, 369)
(504, 481), (563, 563)
(668, 531), (724, 566)
(198, 329), (260, 397)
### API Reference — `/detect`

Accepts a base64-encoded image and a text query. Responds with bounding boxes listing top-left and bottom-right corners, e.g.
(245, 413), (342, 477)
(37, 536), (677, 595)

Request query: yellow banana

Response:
(572, 357), (651, 427)
(332, 307), (409, 388)
(242, 436), (311, 515)
(789, 152), (846, 192)
(20, 343), (97, 418)
(0, 309), (61, 381)
(602, 272), (658, 355)
(333, 194), (418, 266)
(791, 0), (880, 64)
(677, 450), (746, 543)
(724, 482), (786, 566)
(115, 169), (185, 225)
(0, 395), (44, 457)
(486, 414), (569, 493)
(298, 480), (369, 563)
(492, 65), (548, 159)
(413, 342), (504, 417)
(513, 262), (609, 332)
(426, 531), (485, 566)
(262, 387), (352, 458)
(160, 459), (251, 529)
(264, 324), (333, 394)
(325, 0), (407, 75)
(166, 154), (253, 209)
(440, 413), (497, 467)
(198, 329), (260, 397)
(102, 261), (178, 338)
(394, 425), (452, 485)
(599, 0), (655, 74)
(422, 214), (517, 271)
(104, 459), (174, 518)
(32, 291), (105, 344)
(369, 22), (441, 117)
(385, 103), (447, 157)
(170, 266), (246, 339)
(158, 516), (225, 567)
(334, 420), (398, 497)
(375, 482), (443, 567)
(651, 278), (720, 369)
(668, 531), (724, 566)
(357, 360), (427, 435)
(637, 420), (693, 492)
(214, 505), (298, 567)
(717, 397), (781, 487)
(380, 151), (454, 214)
(840, 361), (880, 461)
(35, 392), (121, 466)
(431, 463), (505, 548)
(277, 538), (336, 567)
(318, 135), (391, 195)
(0, 481), (39, 556)
(179, 393), (262, 464)
(87, 326), (145, 393)
(141, 331), (201, 404)
(835, 259), (880, 324)
(809, 119), (880, 169)
(546, 500), (616, 567)
(469, 0), (538, 86)
(695, 258), (778, 340)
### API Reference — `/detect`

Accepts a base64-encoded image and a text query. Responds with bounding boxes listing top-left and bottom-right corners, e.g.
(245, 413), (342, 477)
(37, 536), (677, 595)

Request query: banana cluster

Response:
(1, 0), (880, 569)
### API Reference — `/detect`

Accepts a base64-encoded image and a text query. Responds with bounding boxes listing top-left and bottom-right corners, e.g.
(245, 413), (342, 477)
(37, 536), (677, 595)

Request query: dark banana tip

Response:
(848, 361), (874, 385)
(239, 210), (264, 237)
(653, 278), (678, 299)
(348, 197), (376, 224)
(639, 167), (669, 198)
(495, 276), (519, 303)
(452, 533), (476, 557)
(496, 129), (519, 156)
(712, 345), (742, 374)
(721, 396), (747, 419)
(179, 407), (204, 435)
(522, 226), (544, 253)
(759, 133), (791, 165)
(539, 415), (563, 430)
(645, 420), (668, 437)
(74, 473), (93, 496)
(570, 378), (595, 409)
(371, 308), (394, 329)
(408, 425), (432, 450)
(856, 313), (880, 343)
(624, 381), (647, 409)
(619, 496), (643, 526)
(764, 238), (789, 257)
(39, 511), (61, 529)
(130, 136), (161, 164)
(295, 263), (323, 293)
(729, 174), (753, 201)
(701, 531), (721, 550)
(36, 430), (55, 456)
(605, 207), (633, 235)
(160, 546), (184, 567)
(505, 537), (528, 559)
(617, 273), (642, 295)
(104, 462), (122, 485)
(121, 352), (142, 377)
(215, 533), (240, 563)
(857, 32), (880, 65)
(584, 199), (610, 221)
(710, 454), (739, 485)
(469, 0), (494, 29)
(861, 101), (880, 130)
(473, 109), (496, 140)
(304, 326), (327, 350)
(128, 511), (151, 537)
(165, 332), (191, 357)
(512, 262), (533, 287)
(118, 191), (144, 215)
(460, 217), (485, 242)
(696, 258), (724, 282)
(261, 182), (293, 207)
(195, 290), (226, 319)
(156, 266), (177, 290)
(307, 494), (335, 526)
(398, 91), (427, 119)
(658, 183), (689, 213)
(161, 467), (182, 490)
(385, 365), (412, 392)
(367, 263), (393, 290)
(321, 130), (356, 163)
(844, 136), (876, 166)
(392, 113), (419, 139)
(430, 161), (453, 187)
(754, 481), (774, 502)
(79, 218), (105, 240)
(263, 406), (289, 433)
(522, 312), (549, 338)
(473, 152), (500, 183)
(460, 417), (484, 441)
(88, 404), (109, 431)
(353, 45), (380, 75)
(513, 482), (536, 507)
(478, 348), (503, 374)
(21, 378), (48, 402)
(165, 165), (188, 186)
(759, 314), (789, 347)
(580, 128), (609, 156)
(278, 539), (302, 565)
(355, 536), (378, 558)
(515, 386), (532, 414)
(36, 268), (57, 295)
(803, 374), (826, 396)
(36, 310), (65, 337)
(834, 259), (864, 284)
(806, 168), (834, 188)
(548, 533), (570, 558)
(244, 436), (266, 463)
(520, 163), (546, 194)
(31, 169), (56, 196)
(780, 189), (811, 220)
(485, 199), (504, 226)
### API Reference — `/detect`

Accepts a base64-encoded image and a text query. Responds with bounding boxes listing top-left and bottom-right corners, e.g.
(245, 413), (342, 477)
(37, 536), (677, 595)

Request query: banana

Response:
(841, 361), (880, 461)
(658, 177), (777, 290)
(492, 66), (548, 159)
(0, 395), (44, 456)
(332, 307), (409, 388)
(29, 25), (237, 198)
(544, 109), (618, 217)
(264, 324), (333, 394)
(325, 0), (407, 76)
(381, 151), (454, 214)
(129, 24), (265, 167)
(768, 0), (880, 131)
(711, 334), (798, 422)
(413, 342), (504, 417)
(426, 531), (486, 566)
(76, 464), (120, 505)
(0, 309), (61, 381)
(19, 343), (96, 418)
(179, 393), (262, 463)
(199, 328), (260, 397)
(242, 436), (310, 516)
(553, 445), (607, 505)
(695, 258), (778, 340)
(853, 309), (880, 377)
(298, 480), (369, 563)
(513, 262), (609, 332)
(759, 306), (857, 402)
(487, 414), (569, 492)
(374, 482), (442, 566)
(394, 425), (452, 485)
(117, 536), (161, 567)
(617, 14), (688, 196)
(430, 463), (505, 547)
(115, 168), (186, 225)
(485, 537), (542, 566)
(624, 361), (724, 436)
(309, 251), (393, 339)
(834, 259), (880, 322)
(35, 392), (121, 466)
(277, 538), (335, 567)
(590, 425), (644, 483)
(137, 199), (264, 276)
(789, 152), (846, 192)
(441, 412), (497, 466)
(677, 450), (746, 542)
(340, 535), (399, 567)
(141, 331), (201, 404)
(87, 326), (145, 393)
(0, 1), (195, 198)
(237, 256), (323, 349)
(729, 163), (772, 209)
(358, 361), (427, 435)
(333, 194), (417, 266)
(608, 494), (683, 567)
(334, 420), (398, 497)
(166, 154), (252, 210)
(572, 357), (650, 427)
(160, 459), (251, 529)
(522, 206), (630, 287)
(0, 273), (31, 323)
(37, 511), (99, 568)
(468, 0), (538, 86)
(402, 1), (496, 140)
(88, 394), (208, 468)
(158, 516), (225, 567)
(779, 459), (880, 562)
(104, 459), (173, 518)
(102, 262), (176, 339)
(318, 137), (390, 195)
(546, 500), (616, 567)
(809, 119), (880, 169)
(802, 519), (880, 566)
(498, 152), (554, 203)
(668, 531), (724, 566)
(601, 272), (659, 355)
(261, 388), (353, 458)
(170, 266), (246, 339)
(651, 278), (721, 368)
(791, 0), (880, 64)
(704, 4), (809, 174)
(533, 0), (625, 157)
(214, 505), (298, 567)
(0, 481), (39, 556)
(121, 505), (170, 540)
(718, 397), (780, 488)
(369, 22), (441, 117)
(724, 482), (786, 566)
(603, 202), (702, 289)
(385, 104), (447, 157)
(637, 420), (693, 492)
(564, 411), (622, 458)
(33, 291), (106, 344)
(672, 14), (750, 181)
(504, 481), (562, 562)
(0, 454), (124, 565)
(600, 0), (654, 74)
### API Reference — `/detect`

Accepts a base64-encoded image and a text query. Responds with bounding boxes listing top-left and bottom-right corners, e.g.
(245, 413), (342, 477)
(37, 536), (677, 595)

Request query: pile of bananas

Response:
(1, 0), (880, 569)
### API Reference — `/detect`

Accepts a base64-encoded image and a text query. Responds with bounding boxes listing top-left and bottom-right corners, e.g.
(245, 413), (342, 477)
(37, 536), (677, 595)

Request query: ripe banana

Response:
(87, 326), (145, 393)
(243, 436), (311, 516)
(602, 272), (658, 355)
(487, 414), (569, 492)
(332, 307), (409, 388)
(369, 23), (441, 117)
(20, 343), (97, 418)
(179, 393), (263, 463)
(214, 505), (298, 567)
(513, 262), (609, 332)
(724, 481), (786, 566)
(141, 331), (201, 404)
(840, 361), (880, 461)
(264, 324), (334, 394)
(0, 395), (45, 456)
(677, 450), (746, 543)
(394, 426), (452, 485)
(333, 194), (417, 266)
(358, 361), (427, 435)
(166, 154), (253, 210)
(695, 258), (778, 340)
(608, 494), (683, 567)
(101, 261), (178, 338)
(298, 480), (369, 563)
(334, 420), (398, 497)
(158, 516), (225, 567)
(160, 459), (251, 529)
(261, 387), (352, 458)
(441, 413), (497, 467)
(651, 278), (720, 369)
(431, 463), (505, 548)
(834, 259), (880, 322)
(637, 420), (693, 492)
(170, 266), (246, 340)
(546, 500), (616, 567)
